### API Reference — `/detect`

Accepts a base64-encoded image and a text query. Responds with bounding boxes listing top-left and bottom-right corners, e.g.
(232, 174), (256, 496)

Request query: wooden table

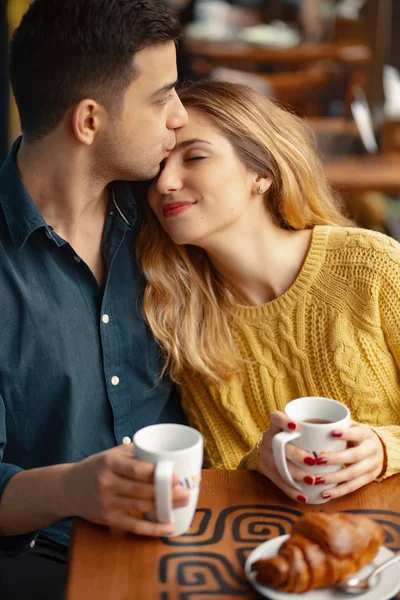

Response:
(67, 470), (400, 600)
(184, 39), (371, 69)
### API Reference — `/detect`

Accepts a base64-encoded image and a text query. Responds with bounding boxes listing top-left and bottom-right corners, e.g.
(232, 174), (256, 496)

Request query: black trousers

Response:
(0, 536), (69, 600)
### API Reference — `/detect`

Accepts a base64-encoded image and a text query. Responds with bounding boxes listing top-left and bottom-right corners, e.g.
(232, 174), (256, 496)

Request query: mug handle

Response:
(155, 460), (174, 524)
(272, 431), (303, 492)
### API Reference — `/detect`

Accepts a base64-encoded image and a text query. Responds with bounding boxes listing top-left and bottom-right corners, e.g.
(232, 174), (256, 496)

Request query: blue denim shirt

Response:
(0, 139), (187, 551)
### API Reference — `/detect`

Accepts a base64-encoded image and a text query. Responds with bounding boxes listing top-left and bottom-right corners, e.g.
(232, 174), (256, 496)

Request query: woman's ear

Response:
(253, 174), (272, 196)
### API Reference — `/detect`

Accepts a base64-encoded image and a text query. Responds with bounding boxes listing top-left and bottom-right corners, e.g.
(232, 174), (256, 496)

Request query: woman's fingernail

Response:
(297, 495), (307, 504)
(304, 456), (316, 466)
(321, 492), (331, 499)
(303, 475), (314, 485)
(288, 422), (297, 430)
(316, 457), (327, 465)
(315, 477), (325, 485)
(332, 430), (342, 438)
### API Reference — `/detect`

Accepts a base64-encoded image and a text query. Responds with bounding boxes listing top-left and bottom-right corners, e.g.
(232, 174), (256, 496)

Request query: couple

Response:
(0, 1), (399, 599)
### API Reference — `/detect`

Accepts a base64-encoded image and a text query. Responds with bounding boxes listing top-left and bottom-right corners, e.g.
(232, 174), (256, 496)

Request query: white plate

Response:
(245, 535), (400, 600)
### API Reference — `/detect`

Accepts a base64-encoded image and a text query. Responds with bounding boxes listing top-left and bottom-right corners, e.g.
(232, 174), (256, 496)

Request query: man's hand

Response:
(63, 443), (190, 536)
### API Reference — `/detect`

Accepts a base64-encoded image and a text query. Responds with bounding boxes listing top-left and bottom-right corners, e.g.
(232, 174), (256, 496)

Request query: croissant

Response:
(251, 512), (385, 593)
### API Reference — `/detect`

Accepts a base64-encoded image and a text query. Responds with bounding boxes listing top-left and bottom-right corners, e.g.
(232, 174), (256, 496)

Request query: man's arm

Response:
(0, 444), (189, 537)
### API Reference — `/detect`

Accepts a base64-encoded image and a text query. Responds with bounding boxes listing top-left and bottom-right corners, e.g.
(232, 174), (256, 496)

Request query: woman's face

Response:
(148, 108), (266, 247)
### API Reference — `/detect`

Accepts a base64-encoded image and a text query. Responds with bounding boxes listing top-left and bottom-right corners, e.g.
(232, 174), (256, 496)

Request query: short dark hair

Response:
(9, 0), (181, 142)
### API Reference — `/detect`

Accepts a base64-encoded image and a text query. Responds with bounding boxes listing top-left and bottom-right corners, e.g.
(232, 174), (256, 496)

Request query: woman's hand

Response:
(310, 421), (384, 501)
(257, 414), (385, 504)
(257, 411), (321, 504)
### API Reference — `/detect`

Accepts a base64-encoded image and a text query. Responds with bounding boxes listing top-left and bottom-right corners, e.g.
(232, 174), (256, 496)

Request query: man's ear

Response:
(71, 99), (107, 145)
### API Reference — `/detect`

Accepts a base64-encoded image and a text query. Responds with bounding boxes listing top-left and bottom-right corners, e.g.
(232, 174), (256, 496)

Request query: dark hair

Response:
(9, 0), (181, 142)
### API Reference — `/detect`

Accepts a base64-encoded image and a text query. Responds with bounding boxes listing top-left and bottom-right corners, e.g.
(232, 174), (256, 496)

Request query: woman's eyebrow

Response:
(175, 139), (213, 151)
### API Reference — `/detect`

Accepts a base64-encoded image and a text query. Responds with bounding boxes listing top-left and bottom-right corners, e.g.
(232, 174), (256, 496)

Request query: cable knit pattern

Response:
(179, 226), (400, 479)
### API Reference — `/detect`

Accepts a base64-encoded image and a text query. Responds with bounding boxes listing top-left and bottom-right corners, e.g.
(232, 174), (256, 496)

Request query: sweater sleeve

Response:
(369, 426), (400, 480)
(373, 238), (400, 479)
(237, 434), (263, 471)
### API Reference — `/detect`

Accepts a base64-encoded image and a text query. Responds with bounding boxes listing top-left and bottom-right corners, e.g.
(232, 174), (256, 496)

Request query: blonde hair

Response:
(137, 81), (351, 384)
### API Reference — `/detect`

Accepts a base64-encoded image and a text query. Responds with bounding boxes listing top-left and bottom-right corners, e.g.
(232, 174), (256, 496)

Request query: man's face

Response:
(98, 41), (188, 182)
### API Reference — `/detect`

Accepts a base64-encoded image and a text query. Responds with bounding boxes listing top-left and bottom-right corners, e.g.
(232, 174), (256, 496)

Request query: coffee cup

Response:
(272, 397), (350, 504)
(133, 423), (203, 536)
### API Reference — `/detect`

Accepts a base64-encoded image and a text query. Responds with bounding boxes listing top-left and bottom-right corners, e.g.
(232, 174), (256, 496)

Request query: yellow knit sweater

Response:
(180, 226), (400, 480)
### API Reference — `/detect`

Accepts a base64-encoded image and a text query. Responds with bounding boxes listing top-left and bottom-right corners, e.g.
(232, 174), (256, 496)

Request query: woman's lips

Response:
(162, 202), (195, 219)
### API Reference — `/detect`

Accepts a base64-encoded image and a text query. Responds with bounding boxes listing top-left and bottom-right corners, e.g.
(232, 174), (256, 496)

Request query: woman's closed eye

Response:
(185, 156), (207, 162)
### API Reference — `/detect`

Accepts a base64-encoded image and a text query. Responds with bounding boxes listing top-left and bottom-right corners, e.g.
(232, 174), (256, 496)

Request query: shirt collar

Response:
(0, 138), (138, 250)
(0, 137), (48, 250)
(110, 181), (137, 230)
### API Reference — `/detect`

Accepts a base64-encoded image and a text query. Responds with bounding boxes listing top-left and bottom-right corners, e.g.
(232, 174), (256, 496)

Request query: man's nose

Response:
(167, 93), (188, 130)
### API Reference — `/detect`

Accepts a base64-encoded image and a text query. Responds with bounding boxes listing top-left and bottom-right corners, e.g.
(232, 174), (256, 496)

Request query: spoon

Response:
(336, 550), (400, 594)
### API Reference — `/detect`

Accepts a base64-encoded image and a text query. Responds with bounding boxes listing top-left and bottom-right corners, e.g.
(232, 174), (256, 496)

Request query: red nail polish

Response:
(288, 422), (297, 430)
(321, 492), (331, 499)
(297, 495), (307, 504)
(304, 456), (316, 466)
(332, 431), (342, 438)
(315, 477), (325, 485)
(303, 475), (314, 485)
(316, 458), (327, 465)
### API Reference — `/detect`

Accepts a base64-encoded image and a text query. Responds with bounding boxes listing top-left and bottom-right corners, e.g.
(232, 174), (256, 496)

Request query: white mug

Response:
(272, 397), (350, 504)
(133, 424), (203, 536)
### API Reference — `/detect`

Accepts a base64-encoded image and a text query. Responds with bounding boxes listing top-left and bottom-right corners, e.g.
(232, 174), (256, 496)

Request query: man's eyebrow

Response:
(151, 80), (179, 98)
(175, 139), (213, 150)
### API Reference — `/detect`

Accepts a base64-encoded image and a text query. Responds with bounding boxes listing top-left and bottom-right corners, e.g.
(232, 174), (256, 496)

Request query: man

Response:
(0, 1), (189, 598)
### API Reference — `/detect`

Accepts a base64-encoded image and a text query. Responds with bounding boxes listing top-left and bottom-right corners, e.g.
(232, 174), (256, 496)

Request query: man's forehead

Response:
(134, 41), (177, 74)
(132, 42), (178, 93)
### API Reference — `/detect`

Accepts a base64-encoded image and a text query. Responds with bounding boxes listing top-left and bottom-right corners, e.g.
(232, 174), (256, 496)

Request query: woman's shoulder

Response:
(321, 226), (400, 264)
(311, 226), (400, 310)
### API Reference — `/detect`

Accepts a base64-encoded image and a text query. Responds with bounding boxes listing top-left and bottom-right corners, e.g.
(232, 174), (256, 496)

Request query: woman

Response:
(136, 80), (400, 504)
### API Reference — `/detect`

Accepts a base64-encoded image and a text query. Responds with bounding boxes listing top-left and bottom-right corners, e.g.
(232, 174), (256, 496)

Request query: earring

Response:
(258, 186), (264, 194)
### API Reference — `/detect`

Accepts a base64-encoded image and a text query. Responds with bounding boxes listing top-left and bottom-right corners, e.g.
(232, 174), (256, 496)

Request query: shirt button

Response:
(111, 376), (120, 386)
(45, 230), (52, 240)
(30, 540), (36, 549)
(102, 314), (110, 324)
(122, 436), (131, 445)
(73, 255), (81, 263)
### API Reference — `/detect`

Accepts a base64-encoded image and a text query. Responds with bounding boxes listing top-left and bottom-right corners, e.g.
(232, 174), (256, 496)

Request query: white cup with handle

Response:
(133, 423), (203, 536)
(272, 397), (350, 504)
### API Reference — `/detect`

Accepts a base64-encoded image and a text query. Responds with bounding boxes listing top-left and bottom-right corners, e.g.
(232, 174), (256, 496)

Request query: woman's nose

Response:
(156, 165), (183, 194)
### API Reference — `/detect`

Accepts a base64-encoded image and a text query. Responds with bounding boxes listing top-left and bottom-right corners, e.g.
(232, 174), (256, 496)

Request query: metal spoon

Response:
(336, 550), (400, 594)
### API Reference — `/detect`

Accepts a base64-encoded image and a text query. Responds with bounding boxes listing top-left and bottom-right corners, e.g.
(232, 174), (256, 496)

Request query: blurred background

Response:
(1, 0), (400, 236)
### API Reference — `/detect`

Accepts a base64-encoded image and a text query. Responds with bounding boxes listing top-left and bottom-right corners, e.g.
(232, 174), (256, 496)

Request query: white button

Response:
(30, 540), (36, 548)
(111, 376), (120, 386)
(102, 314), (110, 324)
(122, 436), (131, 445)
(45, 230), (52, 239)
(73, 255), (81, 263)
